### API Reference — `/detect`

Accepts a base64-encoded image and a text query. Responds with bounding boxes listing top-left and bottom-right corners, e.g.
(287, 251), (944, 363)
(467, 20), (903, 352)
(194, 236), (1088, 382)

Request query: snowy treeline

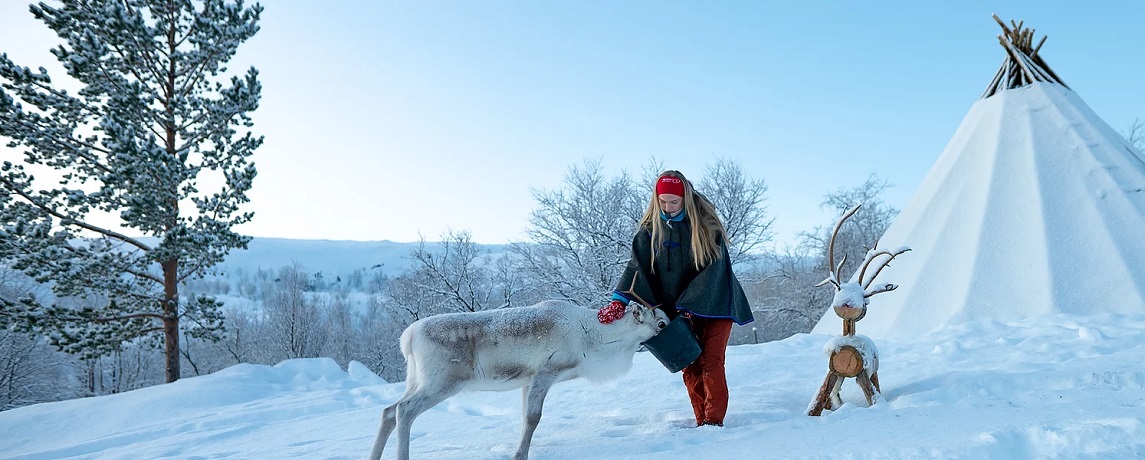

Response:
(0, 163), (898, 411)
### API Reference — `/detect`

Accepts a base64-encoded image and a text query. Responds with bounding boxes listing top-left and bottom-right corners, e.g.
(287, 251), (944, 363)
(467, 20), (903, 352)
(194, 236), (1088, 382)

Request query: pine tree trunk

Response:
(162, 258), (181, 383)
(162, 87), (180, 383)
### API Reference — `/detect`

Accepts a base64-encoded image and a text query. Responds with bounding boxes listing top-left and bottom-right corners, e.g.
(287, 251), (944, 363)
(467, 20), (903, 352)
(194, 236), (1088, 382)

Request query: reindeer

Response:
(806, 204), (910, 416)
(368, 300), (670, 460)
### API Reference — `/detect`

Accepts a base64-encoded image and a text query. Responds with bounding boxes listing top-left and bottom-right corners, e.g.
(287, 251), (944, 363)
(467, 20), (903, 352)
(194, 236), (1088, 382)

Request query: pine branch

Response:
(0, 176), (151, 253)
(118, 0), (167, 88)
(89, 312), (165, 324)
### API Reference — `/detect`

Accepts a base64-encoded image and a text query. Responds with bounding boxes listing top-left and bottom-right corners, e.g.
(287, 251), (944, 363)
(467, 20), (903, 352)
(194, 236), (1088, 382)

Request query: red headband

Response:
(655, 176), (685, 197)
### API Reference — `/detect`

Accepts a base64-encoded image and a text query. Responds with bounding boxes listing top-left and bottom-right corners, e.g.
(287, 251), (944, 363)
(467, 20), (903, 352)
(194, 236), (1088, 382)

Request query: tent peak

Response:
(981, 14), (1069, 99)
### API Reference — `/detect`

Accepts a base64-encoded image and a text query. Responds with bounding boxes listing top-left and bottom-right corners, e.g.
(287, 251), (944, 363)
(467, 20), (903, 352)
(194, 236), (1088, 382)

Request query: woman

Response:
(607, 170), (754, 427)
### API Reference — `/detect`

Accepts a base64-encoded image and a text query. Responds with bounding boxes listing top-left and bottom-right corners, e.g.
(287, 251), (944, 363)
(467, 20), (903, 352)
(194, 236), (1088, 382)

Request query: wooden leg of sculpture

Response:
(871, 371), (881, 393)
(808, 372), (841, 416)
(827, 373), (844, 410)
(855, 370), (879, 407)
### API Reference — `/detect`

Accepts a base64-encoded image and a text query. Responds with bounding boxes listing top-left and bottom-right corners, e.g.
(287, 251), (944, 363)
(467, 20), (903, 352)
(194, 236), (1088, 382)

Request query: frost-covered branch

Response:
(0, 175), (152, 253)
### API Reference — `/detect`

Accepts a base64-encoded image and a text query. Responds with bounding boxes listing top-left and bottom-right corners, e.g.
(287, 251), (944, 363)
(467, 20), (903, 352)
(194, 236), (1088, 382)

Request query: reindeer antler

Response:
(622, 273), (658, 309)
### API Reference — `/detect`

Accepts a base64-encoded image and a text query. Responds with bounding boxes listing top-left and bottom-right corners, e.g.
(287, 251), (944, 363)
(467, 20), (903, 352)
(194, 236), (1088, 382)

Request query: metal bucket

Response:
(642, 316), (702, 373)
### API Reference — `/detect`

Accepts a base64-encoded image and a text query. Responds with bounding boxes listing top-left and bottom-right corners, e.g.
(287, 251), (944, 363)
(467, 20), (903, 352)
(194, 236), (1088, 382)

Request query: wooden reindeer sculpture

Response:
(806, 204), (910, 416)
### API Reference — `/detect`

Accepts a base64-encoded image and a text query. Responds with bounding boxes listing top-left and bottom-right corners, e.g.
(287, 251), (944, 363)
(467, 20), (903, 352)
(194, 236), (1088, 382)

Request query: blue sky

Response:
(2, 1), (1143, 247)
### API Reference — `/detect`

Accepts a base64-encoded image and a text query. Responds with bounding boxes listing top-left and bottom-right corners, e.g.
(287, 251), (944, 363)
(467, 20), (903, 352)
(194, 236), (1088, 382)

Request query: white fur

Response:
(368, 300), (669, 460)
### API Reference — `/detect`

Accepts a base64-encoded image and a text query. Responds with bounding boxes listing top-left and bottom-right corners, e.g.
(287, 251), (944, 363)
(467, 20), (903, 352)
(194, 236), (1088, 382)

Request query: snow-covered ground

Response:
(2, 311), (1143, 459)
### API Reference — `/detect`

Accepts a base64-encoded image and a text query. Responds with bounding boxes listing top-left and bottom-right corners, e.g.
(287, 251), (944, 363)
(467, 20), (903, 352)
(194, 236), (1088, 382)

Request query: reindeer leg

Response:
(392, 380), (462, 460)
(514, 372), (557, 460)
(370, 375), (423, 460)
(368, 400), (400, 460)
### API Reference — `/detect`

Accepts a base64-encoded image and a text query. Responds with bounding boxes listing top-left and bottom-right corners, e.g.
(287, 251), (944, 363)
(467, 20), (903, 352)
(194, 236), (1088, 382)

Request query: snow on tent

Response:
(813, 16), (1145, 339)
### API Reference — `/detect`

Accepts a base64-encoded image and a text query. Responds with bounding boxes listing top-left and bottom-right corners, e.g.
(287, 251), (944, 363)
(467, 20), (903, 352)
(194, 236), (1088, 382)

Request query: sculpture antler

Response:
(815, 203), (911, 328)
(816, 204), (861, 290)
(815, 204), (911, 299)
(858, 245), (911, 295)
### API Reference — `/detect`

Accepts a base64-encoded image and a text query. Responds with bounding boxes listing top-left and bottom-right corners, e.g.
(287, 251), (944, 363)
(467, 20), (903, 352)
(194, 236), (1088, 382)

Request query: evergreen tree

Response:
(0, 0), (263, 383)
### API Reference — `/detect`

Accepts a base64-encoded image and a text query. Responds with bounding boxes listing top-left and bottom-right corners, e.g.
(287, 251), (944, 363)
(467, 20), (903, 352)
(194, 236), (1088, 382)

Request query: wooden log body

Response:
(830, 345), (864, 377)
(808, 337), (885, 416)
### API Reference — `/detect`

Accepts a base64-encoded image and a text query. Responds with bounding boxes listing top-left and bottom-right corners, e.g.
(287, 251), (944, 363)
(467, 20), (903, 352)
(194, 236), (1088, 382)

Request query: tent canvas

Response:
(813, 18), (1145, 339)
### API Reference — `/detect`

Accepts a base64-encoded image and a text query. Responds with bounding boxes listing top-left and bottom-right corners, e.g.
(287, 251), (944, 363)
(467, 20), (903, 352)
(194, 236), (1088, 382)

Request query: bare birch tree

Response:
(263, 264), (325, 361)
(511, 159), (643, 307)
(410, 230), (495, 313)
(800, 174), (899, 278)
(1126, 118), (1144, 151)
(698, 158), (774, 268)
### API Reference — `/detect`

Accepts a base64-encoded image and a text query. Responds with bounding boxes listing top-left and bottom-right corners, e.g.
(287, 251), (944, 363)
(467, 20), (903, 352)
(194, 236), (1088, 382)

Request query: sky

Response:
(1, 1), (1144, 247)
(2, 312), (1144, 459)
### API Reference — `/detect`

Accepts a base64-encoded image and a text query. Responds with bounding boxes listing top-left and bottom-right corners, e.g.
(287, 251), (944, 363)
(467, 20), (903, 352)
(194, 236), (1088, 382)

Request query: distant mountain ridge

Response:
(212, 237), (509, 278)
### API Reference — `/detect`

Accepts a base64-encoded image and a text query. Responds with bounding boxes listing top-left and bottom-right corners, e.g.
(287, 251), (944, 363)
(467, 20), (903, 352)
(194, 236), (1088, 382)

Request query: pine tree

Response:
(0, 0), (263, 383)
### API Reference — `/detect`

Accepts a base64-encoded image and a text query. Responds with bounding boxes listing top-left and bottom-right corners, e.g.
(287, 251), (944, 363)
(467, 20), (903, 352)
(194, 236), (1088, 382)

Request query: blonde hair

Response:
(638, 170), (727, 271)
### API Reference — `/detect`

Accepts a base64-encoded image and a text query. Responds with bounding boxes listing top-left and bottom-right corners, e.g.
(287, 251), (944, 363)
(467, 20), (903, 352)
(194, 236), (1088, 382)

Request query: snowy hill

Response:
(2, 312), (1143, 459)
(209, 237), (509, 278)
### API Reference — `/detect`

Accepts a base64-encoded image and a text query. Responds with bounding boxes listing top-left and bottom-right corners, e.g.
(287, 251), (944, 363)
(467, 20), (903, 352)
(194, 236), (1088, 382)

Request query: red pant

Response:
(682, 317), (733, 425)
